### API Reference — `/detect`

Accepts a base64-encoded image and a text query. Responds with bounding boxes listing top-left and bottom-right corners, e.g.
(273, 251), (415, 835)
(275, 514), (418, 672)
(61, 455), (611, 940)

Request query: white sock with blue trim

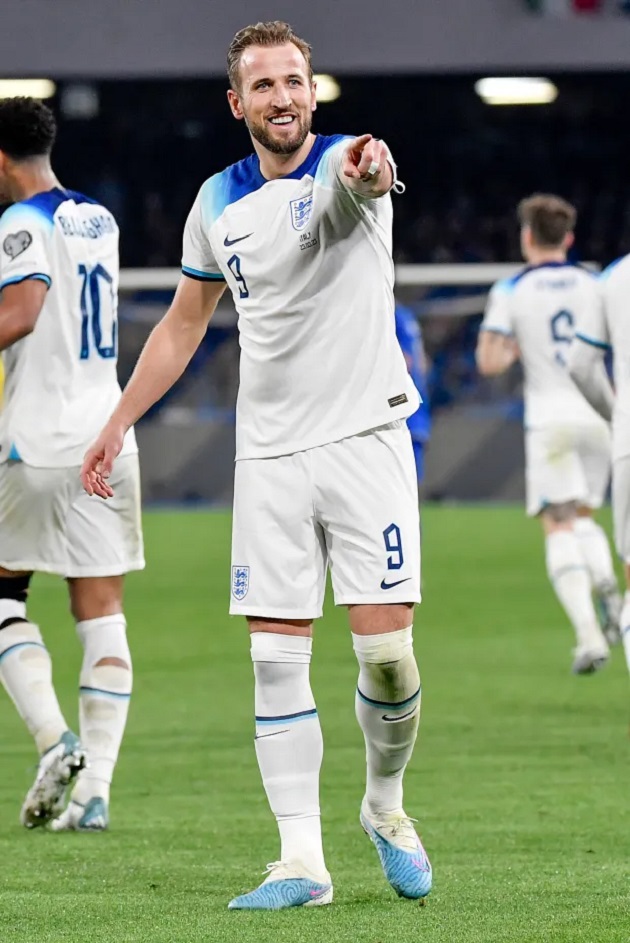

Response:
(72, 614), (132, 805)
(353, 626), (421, 815)
(0, 601), (68, 754)
(620, 591), (630, 675)
(545, 531), (608, 650)
(251, 632), (327, 876)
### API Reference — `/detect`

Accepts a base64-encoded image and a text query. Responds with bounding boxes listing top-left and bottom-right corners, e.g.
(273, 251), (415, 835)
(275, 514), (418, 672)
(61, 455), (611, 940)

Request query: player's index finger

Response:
(349, 133), (372, 151)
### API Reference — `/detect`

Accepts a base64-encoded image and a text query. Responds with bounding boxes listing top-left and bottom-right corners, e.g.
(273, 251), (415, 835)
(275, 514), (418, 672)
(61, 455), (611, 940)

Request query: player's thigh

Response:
(612, 456), (630, 563)
(66, 454), (145, 578)
(316, 421), (421, 606)
(0, 462), (74, 573)
(574, 422), (612, 510)
(525, 426), (588, 517)
(230, 453), (327, 620)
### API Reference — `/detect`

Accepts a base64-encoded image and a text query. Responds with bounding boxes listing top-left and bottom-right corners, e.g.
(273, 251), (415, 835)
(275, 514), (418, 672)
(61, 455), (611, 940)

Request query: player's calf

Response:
(0, 573), (70, 755)
(63, 614), (132, 818)
(352, 624), (431, 898)
(542, 514), (609, 670)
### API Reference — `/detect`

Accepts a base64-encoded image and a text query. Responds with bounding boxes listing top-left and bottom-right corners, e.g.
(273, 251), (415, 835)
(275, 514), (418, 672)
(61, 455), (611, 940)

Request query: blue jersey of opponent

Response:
(395, 304), (431, 443)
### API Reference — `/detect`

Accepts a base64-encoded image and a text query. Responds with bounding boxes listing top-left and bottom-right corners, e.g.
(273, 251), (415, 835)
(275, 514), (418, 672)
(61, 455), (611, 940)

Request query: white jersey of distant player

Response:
(482, 262), (605, 428)
(577, 255), (630, 462)
(0, 188), (136, 467)
(182, 134), (419, 460)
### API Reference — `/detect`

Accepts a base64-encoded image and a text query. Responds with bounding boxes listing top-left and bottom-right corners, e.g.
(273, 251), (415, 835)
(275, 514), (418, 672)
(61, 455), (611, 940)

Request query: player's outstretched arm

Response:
(476, 329), (519, 376)
(340, 134), (395, 199)
(567, 336), (614, 422)
(0, 280), (48, 351)
(82, 276), (226, 498)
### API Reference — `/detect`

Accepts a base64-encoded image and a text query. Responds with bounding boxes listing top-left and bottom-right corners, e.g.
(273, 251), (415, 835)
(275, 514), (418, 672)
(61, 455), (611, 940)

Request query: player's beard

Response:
(247, 110), (312, 156)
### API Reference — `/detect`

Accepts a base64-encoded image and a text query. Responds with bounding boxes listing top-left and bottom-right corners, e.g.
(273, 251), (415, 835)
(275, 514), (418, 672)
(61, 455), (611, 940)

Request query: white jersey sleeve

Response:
(481, 280), (514, 335)
(316, 137), (402, 196)
(575, 281), (611, 350)
(181, 189), (226, 282)
(0, 203), (53, 290)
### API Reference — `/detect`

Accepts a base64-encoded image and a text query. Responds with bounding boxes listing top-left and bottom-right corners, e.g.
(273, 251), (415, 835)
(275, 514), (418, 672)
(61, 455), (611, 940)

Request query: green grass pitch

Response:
(0, 506), (628, 942)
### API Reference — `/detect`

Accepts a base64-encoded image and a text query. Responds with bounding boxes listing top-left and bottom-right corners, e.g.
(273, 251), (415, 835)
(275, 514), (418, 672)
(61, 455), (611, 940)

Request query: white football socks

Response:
(0, 599), (68, 755)
(620, 592), (630, 675)
(545, 530), (608, 651)
(573, 517), (621, 597)
(72, 615), (132, 806)
(251, 632), (326, 876)
(353, 626), (421, 815)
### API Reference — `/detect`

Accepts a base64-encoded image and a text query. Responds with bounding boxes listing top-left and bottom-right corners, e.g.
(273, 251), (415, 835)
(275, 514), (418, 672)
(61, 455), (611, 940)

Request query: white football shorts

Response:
(230, 420), (421, 619)
(525, 421), (611, 517)
(612, 455), (630, 563)
(0, 454), (145, 578)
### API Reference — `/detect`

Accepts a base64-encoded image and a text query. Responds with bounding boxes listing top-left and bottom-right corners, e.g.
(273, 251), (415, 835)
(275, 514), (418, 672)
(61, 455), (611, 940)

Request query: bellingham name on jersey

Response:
(181, 134), (419, 460)
(0, 187), (136, 468)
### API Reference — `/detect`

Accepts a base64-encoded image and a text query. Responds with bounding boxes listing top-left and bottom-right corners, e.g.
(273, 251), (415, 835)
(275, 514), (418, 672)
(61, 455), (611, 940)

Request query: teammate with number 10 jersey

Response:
(477, 193), (620, 675)
(0, 98), (143, 833)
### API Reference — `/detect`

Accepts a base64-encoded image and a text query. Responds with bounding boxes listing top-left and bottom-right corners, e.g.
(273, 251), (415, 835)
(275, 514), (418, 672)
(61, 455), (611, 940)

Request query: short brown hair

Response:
(227, 21), (313, 92)
(517, 193), (577, 248)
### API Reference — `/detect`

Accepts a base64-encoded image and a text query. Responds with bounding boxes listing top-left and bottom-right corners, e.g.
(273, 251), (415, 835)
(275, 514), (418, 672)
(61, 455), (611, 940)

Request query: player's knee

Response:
(541, 501), (578, 526)
(352, 627), (419, 696)
(68, 577), (124, 623)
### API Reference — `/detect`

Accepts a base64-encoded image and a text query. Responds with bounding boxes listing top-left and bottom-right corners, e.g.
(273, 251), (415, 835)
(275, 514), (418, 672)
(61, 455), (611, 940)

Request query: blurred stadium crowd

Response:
(46, 72), (630, 269)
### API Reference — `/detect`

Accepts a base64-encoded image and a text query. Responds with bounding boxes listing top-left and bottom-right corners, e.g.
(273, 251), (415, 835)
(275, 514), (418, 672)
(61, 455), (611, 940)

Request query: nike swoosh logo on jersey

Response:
(254, 729), (289, 740)
(224, 232), (253, 247)
(380, 577), (411, 590)
(382, 707), (418, 723)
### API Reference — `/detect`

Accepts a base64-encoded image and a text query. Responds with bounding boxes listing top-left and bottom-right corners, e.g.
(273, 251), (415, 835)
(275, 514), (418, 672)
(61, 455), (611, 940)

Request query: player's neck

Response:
(526, 248), (567, 267)
(254, 132), (317, 180)
(9, 162), (60, 203)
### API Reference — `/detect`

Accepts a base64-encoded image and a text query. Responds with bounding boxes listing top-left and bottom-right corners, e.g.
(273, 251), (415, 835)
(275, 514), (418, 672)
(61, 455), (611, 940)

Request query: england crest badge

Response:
(290, 194), (313, 231)
(232, 565), (250, 600)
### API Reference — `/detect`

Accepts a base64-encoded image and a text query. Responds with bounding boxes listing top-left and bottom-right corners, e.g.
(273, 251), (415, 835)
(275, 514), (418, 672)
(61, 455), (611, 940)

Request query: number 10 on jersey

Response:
(78, 263), (117, 360)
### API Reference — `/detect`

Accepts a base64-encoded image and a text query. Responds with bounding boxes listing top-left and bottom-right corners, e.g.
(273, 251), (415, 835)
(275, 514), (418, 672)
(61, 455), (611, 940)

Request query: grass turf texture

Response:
(0, 505), (628, 942)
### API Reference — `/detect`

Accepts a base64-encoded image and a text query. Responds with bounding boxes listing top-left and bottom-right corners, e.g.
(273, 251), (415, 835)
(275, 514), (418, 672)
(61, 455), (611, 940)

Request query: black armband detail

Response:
(0, 574), (32, 602)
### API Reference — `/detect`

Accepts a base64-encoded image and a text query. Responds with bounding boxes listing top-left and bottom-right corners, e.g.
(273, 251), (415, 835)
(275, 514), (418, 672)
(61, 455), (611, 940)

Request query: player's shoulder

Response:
(508, 261), (592, 293)
(490, 267), (527, 298)
(197, 134), (352, 226)
(599, 253), (630, 286)
(1, 187), (113, 231)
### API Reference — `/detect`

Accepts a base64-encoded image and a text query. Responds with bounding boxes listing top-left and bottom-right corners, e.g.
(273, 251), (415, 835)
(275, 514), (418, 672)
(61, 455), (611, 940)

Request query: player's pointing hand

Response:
(81, 422), (125, 498)
(342, 134), (388, 182)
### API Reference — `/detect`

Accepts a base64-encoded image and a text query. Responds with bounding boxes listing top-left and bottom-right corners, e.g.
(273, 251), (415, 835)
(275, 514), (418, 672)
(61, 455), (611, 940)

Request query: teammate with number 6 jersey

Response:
(476, 193), (620, 675)
(0, 98), (143, 833)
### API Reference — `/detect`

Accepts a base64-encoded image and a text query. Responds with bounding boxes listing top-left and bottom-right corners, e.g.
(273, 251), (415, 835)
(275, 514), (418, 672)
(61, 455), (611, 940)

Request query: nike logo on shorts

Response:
(380, 577), (411, 590)
(224, 233), (253, 247)
(382, 707), (418, 723)
(254, 729), (289, 740)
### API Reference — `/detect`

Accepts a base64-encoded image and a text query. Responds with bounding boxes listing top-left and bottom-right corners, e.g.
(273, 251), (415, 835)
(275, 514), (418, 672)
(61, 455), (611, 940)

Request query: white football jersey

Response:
(481, 262), (605, 428)
(0, 188), (136, 467)
(182, 134), (419, 460)
(576, 255), (630, 461)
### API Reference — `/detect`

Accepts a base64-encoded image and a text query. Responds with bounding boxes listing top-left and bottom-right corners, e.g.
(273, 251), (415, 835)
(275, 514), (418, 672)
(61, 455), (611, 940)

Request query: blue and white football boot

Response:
(50, 796), (109, 832)
(20, 730), (87, 829)
(228, 861), (333, 910)
(360, 798), (432, 900)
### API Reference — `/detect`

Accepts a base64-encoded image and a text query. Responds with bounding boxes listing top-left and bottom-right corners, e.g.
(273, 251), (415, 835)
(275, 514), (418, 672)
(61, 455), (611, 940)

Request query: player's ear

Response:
(311, 79), (317, 113)
(227, 88), (244, 121)
(565, 232), (575, 251)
